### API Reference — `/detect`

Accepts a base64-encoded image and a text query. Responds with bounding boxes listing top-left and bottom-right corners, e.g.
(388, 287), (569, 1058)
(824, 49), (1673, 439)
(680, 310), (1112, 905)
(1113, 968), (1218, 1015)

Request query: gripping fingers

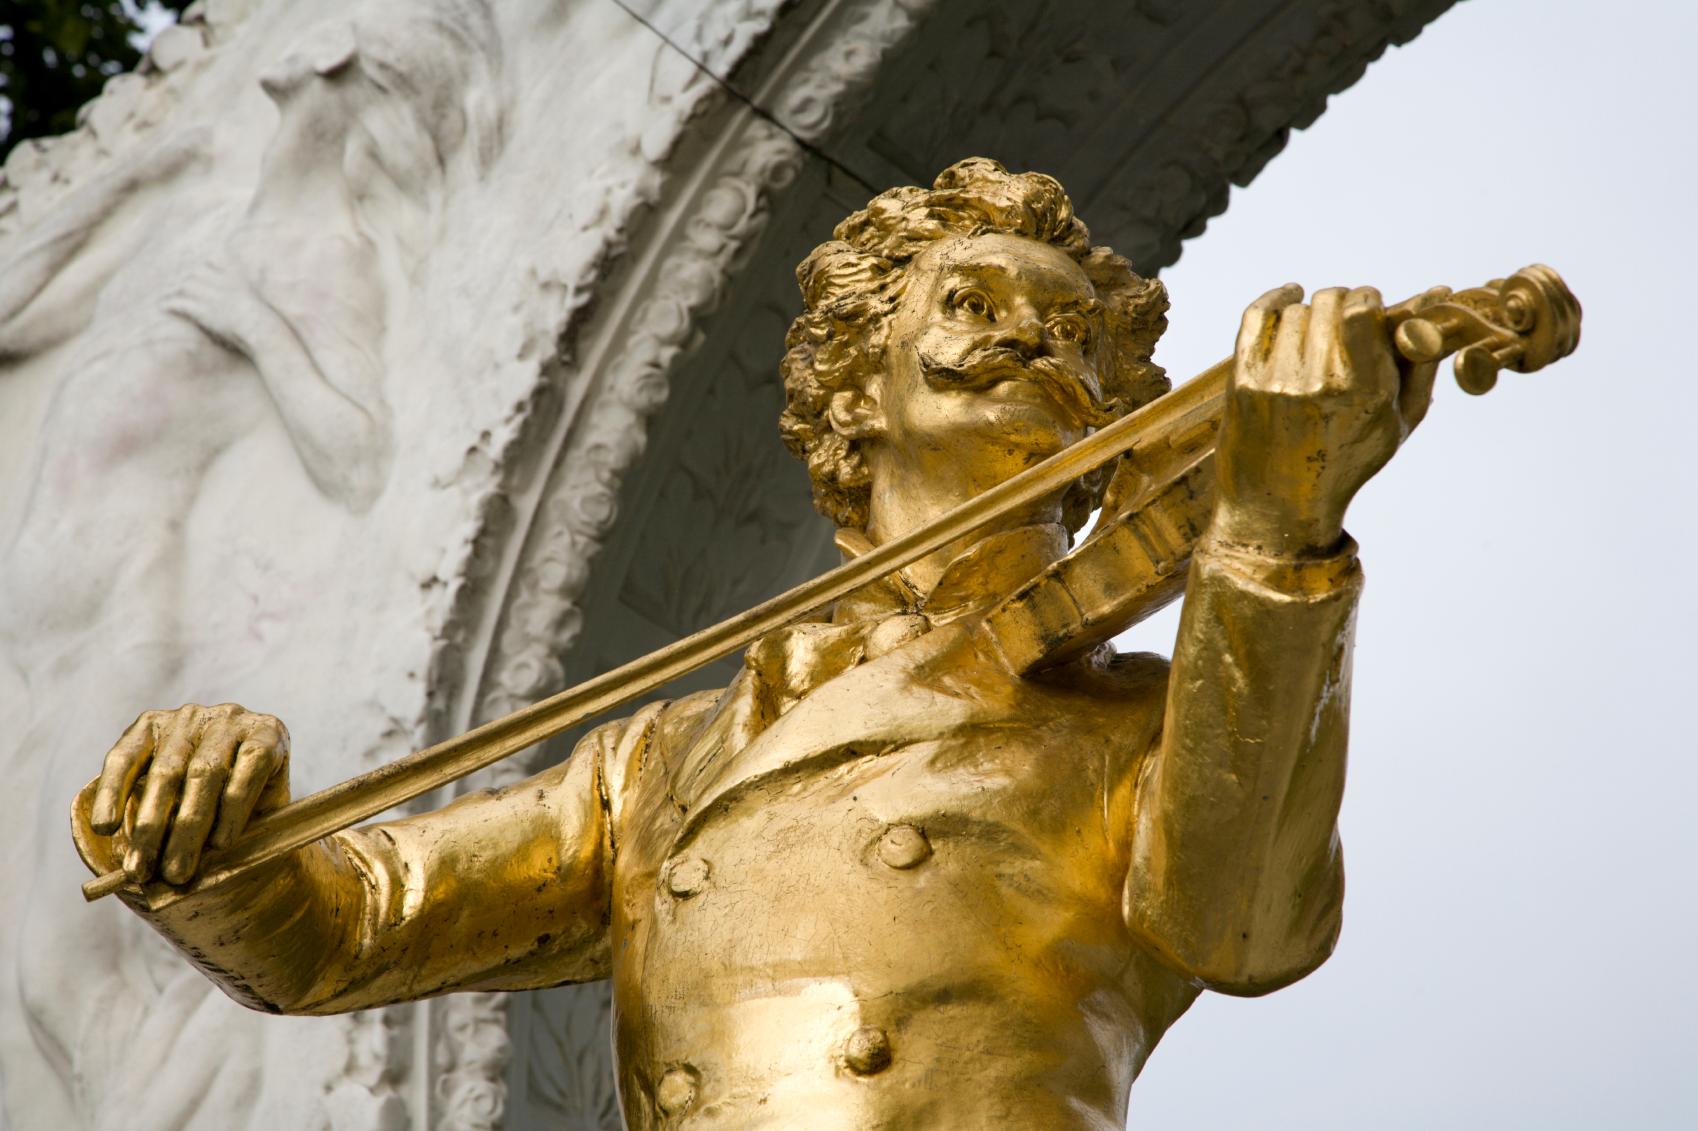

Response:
(1305, 288), (1350, 387)
(1237, 283), (1305, 363)
(1269, 301), (1311, 392)
(210, 724), (289, 850)
(160, 722), (241, 885)
(125, 709), (199, 881)
(92, 714), (158, 835)
(1398, 353), (1440, 435)
(1338, 286), (1398, 397)
(1385, 287), (1440, 434)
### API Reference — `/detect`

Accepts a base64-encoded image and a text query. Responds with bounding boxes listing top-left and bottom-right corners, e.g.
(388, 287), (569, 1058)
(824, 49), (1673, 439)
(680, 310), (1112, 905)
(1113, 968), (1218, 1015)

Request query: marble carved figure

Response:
(1, 2), (503, 1126)
(70, 159), (1578, 1127)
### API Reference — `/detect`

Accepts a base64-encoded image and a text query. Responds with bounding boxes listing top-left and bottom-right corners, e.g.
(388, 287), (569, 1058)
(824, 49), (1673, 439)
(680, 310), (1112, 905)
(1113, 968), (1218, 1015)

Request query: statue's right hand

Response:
(90, 703), (291, 886)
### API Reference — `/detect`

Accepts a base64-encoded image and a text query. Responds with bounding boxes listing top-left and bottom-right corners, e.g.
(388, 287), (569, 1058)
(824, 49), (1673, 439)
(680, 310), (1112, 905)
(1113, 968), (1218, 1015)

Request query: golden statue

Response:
(70, 159), (1580, 1128)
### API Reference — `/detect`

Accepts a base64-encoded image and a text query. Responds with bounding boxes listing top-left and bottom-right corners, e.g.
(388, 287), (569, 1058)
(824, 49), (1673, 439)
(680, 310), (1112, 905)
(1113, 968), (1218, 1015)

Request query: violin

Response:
(985, 264), (1583, 672)
(80, 264), (1582, 907)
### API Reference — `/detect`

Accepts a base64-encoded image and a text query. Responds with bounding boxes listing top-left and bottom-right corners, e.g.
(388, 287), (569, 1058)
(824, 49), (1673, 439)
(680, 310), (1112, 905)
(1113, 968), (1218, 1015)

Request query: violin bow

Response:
(80, 265), (1580, 908)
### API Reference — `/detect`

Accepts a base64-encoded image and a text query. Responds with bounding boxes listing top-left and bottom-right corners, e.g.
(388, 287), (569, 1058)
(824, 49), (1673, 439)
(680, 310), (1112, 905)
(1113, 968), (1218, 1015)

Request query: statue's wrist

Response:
(1208, 497), (1347, 559)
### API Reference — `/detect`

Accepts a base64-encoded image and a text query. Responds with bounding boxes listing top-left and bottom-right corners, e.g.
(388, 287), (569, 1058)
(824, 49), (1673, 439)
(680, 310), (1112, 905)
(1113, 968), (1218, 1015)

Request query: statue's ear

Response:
(309, 24), (360, 78)
(259, 24), (359, 102)
(828, 387), (883, 441)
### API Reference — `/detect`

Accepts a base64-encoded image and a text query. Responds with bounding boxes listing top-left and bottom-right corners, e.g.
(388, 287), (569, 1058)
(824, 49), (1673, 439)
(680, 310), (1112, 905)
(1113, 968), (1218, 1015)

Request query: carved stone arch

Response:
(432, 2), (1459, 1128)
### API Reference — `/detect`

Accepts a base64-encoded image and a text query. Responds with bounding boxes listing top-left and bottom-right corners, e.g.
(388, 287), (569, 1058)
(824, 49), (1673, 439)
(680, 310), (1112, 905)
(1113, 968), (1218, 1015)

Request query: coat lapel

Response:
(666, 522), (1067, 845)
(670, 622), (984, 845)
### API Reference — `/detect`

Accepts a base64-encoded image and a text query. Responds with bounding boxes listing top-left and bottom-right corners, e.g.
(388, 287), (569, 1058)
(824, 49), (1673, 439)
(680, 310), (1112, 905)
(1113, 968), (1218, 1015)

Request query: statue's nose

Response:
(994, 316), (1045, 357)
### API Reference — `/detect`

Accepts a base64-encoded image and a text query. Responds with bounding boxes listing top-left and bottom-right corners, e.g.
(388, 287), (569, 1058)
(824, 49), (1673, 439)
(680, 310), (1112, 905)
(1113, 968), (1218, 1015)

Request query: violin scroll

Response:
(1393, 264), (1582, 394)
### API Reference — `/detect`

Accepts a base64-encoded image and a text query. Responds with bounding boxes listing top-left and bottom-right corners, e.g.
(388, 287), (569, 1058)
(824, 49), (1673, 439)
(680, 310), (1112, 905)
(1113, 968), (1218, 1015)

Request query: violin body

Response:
(984, 384), (1221, 674)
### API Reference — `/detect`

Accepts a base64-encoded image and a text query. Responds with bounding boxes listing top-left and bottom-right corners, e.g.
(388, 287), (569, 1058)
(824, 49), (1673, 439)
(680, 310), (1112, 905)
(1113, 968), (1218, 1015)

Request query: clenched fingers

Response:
(160, 720), (241, 885)
(92, 712), (159, 835)
(1397, 353), (1440, 437)
(125, 707), (200, 881)
(1269, 301), (1310, 393)
(1337, 286), (1399, 400)
(1236, 283), (1304, 365)
(209, 722), (290, 851)
(1305, 287), (1350, 386)
(89, 703), (290, 885)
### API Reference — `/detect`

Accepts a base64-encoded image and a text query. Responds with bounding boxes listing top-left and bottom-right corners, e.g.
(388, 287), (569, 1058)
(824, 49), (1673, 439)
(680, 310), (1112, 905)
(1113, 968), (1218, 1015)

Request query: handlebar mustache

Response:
(921, 346), (1118, 427)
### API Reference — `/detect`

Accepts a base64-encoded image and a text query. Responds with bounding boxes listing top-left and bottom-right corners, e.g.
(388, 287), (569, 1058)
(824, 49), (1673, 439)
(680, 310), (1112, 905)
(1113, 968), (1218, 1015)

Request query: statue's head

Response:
(780, 158), (1169, 534)
(259, 0), (505, 192)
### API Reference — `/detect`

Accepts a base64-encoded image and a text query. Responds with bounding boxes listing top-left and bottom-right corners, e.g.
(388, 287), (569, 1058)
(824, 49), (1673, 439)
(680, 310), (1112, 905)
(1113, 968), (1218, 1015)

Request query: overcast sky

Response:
(1115, 2), (1697, 1127)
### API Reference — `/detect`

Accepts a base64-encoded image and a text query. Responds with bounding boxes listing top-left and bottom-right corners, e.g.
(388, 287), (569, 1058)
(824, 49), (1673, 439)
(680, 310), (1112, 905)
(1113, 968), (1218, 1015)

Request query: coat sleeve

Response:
(77, 702), (669, 1015)
(1124, 535), (1360, 996)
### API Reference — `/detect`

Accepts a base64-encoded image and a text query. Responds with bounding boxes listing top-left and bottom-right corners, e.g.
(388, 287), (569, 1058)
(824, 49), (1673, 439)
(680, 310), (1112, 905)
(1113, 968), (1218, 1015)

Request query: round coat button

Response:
(656, 1065), (699, 1114)
(843, 1026), (892, 1076)
(667, 857), (710, 898)
(876, 824), (931, 870)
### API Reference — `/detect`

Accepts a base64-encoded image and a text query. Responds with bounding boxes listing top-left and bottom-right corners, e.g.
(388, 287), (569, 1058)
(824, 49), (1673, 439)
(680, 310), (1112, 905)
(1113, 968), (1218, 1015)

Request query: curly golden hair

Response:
(779, 157), (1170, 533)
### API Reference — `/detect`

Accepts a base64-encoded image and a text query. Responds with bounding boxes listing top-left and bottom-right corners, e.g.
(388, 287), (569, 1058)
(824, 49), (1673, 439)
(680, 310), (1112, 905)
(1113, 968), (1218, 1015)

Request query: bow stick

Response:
(80, 265), (1581, 908)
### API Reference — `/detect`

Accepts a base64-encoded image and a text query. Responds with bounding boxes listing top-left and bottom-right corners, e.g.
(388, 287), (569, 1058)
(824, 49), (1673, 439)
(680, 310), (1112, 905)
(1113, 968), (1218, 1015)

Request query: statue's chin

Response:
(975, 392), (1083, 455)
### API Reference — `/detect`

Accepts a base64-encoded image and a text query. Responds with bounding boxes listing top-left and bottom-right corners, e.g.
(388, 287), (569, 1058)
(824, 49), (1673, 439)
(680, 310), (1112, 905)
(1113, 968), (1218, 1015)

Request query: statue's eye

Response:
(1047, 314), (1090, 346)
(952, 289), (994, 320)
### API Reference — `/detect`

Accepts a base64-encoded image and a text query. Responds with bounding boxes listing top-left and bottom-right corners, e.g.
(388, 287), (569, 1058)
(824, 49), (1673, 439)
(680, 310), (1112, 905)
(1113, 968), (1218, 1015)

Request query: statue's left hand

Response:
(163, 260), (258, 354)
(84, 703), (292, 886)
(1211, 284), (1438, 556)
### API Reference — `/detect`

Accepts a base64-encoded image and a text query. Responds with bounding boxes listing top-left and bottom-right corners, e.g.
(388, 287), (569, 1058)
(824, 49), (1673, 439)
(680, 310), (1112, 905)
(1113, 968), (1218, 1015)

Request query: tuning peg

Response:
(1453, 344), (1501, 395)
(1394, 317), (1446, 363)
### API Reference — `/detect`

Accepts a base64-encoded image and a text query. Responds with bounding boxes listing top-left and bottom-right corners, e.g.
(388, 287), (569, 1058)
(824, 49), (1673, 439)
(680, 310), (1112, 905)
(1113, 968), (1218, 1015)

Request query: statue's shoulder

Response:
(1034, 645), (1169, 698)
(1045, 646), (1172, 727)
(654, 687), (724, 745)
(581, 688), (724, 832)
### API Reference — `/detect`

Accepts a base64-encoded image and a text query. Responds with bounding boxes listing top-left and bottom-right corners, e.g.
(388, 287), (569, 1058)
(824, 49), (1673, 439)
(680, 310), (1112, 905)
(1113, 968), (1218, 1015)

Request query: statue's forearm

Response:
(221, 292), (391, 510)
(0, 136), (203, 355)
(79, 732), (617, 1014)
(0, 201), (117, 357)
(1125, 534), (1359, 994)
(117, 837), (373, 1014)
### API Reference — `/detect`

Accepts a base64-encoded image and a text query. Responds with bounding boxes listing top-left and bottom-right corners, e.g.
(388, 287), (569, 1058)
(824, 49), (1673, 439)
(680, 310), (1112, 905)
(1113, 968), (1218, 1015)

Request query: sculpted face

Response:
(255, 20), (474, 210)
(847, 233), (1111, 511)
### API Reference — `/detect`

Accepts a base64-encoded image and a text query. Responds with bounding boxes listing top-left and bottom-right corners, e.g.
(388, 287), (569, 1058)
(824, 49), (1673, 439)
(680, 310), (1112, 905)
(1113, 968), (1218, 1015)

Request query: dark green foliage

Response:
(0, 1), (194, 163)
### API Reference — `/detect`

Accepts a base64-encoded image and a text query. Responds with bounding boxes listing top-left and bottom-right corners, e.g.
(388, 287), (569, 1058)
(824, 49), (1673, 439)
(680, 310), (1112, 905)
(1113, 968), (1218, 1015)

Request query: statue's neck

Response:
(864, 474), (1064, 597)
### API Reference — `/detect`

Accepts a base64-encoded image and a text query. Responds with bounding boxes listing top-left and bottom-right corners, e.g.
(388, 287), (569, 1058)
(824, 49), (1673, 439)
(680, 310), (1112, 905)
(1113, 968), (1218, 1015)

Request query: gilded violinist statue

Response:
(69, 158), (1579, 1128)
